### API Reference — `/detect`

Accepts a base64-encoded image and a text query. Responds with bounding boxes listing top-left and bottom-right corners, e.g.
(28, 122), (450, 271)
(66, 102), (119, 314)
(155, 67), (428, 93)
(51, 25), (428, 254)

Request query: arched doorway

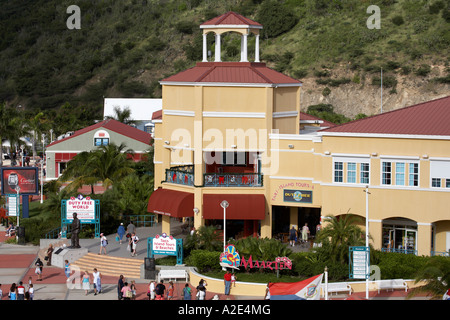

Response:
(382, 217), (418, 254)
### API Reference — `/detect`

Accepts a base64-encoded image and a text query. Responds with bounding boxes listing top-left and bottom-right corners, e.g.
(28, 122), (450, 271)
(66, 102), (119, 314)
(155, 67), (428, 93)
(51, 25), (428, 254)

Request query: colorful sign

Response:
(219, 244), (292, 271)
(65, 194), (96, 222)
(283, 189), (313, 203)
(1, 167), (39, 195)
(220, 244), (241, 269)
(152, 233), (177, 255)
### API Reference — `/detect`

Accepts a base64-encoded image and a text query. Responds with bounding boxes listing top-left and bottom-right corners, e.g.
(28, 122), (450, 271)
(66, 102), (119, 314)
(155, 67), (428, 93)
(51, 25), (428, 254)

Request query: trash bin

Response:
(144, 257), (156, 280)
(17, 226), (25, 244)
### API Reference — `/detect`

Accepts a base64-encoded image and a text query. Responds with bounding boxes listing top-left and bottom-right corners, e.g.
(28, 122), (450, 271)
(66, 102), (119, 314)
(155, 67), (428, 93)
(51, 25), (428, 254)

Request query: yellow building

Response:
(148, 12), (450, 257)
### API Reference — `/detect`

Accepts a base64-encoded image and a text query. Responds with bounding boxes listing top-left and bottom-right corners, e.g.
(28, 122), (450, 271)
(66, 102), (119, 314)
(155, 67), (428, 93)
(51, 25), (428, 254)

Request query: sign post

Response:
(147, 233), (183, 265)
(61, 194), (100, 238)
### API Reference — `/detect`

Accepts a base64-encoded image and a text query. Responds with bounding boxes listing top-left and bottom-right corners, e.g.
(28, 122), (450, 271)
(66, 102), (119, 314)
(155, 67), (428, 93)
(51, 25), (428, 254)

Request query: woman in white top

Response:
(99, 233), (107, 255)
(130, 233), (139, 257)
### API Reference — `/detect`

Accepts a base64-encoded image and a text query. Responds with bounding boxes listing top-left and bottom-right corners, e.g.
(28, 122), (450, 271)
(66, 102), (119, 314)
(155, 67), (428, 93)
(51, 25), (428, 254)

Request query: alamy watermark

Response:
(66, 5), (81, 30)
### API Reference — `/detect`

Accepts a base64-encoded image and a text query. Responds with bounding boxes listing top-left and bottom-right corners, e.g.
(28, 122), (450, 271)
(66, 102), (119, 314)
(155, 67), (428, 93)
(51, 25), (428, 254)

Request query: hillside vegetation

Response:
(0, 0), (448, 118)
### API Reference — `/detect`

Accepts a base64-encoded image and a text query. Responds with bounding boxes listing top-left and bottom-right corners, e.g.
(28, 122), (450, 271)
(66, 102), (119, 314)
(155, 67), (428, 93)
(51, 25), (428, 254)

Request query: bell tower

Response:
(200, 11), (263, 63)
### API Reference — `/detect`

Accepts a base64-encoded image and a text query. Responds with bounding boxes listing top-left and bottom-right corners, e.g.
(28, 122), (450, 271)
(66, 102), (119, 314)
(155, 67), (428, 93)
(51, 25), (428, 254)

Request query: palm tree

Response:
(184, 225), (223, 252)
(27, 112), (50, 158)
(59, 143), (135, 194)
(407, 256), (450, 300)
(316, 213), (366, 263)
(0, 103), (26, 166)
(113, 173), (154, 214)
(106, 106), (138, 126)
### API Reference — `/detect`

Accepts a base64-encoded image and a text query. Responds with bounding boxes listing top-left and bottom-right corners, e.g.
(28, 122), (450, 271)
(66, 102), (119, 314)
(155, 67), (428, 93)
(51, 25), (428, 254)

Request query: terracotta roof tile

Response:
(46, 119), (152, 148)
(161, 62), (301, 85)
(201, 11), (262, 27)
(320, 96), (450, 136)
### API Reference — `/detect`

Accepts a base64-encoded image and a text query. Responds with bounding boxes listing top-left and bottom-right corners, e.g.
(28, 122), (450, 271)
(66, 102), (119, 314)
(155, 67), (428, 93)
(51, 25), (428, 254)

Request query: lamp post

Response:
(16, 186), (20, 242)
(220, 200), (229, 252)
(363, 185), (371, 300)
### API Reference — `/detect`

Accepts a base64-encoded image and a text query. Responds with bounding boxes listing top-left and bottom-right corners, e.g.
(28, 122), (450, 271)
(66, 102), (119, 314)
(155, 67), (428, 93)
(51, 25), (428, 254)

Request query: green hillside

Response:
(0, 0), (448, 116)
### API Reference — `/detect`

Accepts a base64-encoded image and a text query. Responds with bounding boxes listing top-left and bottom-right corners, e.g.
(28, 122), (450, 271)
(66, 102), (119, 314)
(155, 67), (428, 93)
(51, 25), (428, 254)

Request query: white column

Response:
(240, 33), (248, 62)
(215, 33), (221, 62)
(255, 34), (260, 62)
(202, 33), (207, 62)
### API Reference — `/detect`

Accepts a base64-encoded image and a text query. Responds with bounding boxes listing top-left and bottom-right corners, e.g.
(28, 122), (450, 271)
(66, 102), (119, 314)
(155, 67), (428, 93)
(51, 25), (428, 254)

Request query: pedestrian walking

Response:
(130, 232), (139, 257)
(35, 258), (43, 281)
(17, 281), (25, 300)
(301, 223), (310, 243)
(196, 286), (206, 300)
(167, 281), (174, 300)
(28, 284), (34, 300)
(82, 271), (91, 295)
(126, 221), (136, 238)
(121, 282), (132, 300)
(224, 270), (232, 295)
(117, 223), (125, 244)
(155, 280), (166, 300)
(93, 268), (102, 295)
(117, 275), (125, 300)
(45, 244), (53, 266)
(64, 260), (71, 278)
(99, 233), (108, 255)
(9, 283), (17, 300)
(289, 226), (297, 247)
(148, 281), (156, 300)
(130, 280), (137, 300)
(182, 283), (192, 300)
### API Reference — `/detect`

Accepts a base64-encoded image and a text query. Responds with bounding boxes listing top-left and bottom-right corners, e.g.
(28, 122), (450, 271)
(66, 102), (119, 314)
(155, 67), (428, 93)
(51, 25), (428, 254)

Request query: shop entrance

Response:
(382, 218), (418, 254)
(272, 206), (321, 242)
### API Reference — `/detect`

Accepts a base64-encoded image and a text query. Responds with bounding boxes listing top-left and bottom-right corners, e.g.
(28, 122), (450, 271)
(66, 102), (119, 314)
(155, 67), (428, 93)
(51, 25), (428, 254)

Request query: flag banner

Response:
(269, 274), (323, 300)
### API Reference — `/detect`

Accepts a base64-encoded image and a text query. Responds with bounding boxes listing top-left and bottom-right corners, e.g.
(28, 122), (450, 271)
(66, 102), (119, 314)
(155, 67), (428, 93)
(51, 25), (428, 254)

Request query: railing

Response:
(381, 248), (417, 255)
(123, 214), (156, 227)
(431, 251), (450, 257)
(165, 165), (194, 186)
(203, 173), (263, 187)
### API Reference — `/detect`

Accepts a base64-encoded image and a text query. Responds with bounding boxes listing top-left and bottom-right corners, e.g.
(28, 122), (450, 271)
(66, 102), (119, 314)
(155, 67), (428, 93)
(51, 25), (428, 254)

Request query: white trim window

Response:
(408, 163), (419, 187)
(395, 162), (405, 186)
(347, 162), (356, 183)
(430, 160), (450, 189)
(382, 161), (392, 185)
(360, 163), (370, 184)
(334, 161), (343, 183)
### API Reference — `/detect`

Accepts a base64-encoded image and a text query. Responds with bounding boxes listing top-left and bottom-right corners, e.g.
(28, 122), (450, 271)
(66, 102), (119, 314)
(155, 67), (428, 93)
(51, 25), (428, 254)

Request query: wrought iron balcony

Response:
(203, 172), (263, 187)
(165, 165), (194, 186)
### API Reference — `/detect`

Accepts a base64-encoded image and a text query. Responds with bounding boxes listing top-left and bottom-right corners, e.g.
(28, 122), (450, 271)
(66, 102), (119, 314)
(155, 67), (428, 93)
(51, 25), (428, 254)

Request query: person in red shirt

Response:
(224, 270), (232, 295)
(17, 281), (25, 300)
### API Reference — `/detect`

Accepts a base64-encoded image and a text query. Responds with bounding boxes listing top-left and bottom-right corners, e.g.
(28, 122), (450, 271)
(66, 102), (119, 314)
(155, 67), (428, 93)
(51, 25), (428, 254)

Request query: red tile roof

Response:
(320, 96), (450, 136)
(161, 62), (301, 85)
(46, 119), (152, 148)
(152, 110), (162, 120)
(200, 11), (262, 27)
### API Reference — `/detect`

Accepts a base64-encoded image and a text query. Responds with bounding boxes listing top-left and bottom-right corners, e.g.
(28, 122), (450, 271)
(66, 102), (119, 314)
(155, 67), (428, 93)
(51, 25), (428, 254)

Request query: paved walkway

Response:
(0, 222), (431, 301)
(0, 221), (239, 301)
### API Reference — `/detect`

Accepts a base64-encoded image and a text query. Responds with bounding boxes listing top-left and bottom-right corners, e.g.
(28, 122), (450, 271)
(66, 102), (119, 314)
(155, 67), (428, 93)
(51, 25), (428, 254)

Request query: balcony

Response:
(164, 165), (263, 187)
(203, 172), (263, 187)
(165, 165), (194, 186)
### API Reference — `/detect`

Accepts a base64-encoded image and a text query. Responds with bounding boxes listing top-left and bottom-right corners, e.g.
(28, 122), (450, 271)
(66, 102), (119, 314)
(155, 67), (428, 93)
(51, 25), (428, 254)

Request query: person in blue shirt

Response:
(117, 223), (126, 244)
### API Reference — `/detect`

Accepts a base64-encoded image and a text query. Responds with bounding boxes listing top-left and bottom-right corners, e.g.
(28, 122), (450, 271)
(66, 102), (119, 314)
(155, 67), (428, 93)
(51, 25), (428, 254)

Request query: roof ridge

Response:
(215, 11), (233, 25)
(249, 65), (273, 83)
(195, 65), (217, 82)
(319, 95), (450, 133)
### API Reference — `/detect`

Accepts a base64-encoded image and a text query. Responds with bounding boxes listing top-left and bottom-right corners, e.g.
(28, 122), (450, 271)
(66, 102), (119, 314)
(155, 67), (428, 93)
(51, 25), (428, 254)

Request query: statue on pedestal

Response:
(70, 212), (81, 249)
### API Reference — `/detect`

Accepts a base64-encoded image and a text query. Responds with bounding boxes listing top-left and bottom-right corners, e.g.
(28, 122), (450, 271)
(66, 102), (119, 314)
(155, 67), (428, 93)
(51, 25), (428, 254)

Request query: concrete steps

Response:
(72, 253), (143, 279)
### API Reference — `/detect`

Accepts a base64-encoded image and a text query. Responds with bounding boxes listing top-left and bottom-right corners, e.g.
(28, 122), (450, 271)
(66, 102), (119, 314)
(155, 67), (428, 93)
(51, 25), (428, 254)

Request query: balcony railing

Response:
(203, 173), (263, 187)
(165, 165), (194, 186)
(381, 248), (417, 255)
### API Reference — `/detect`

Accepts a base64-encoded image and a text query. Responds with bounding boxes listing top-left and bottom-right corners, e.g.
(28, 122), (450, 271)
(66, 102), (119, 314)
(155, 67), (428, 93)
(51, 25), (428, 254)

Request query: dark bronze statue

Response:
(70, 212), (81, 248)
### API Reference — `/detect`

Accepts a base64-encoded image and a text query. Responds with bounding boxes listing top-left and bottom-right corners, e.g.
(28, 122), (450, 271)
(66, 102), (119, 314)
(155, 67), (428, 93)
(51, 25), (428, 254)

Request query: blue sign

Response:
(349, 246), (370, 279)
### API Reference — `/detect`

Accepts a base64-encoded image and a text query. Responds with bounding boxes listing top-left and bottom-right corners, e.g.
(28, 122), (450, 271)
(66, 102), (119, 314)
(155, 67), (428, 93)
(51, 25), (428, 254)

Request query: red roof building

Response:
(320, 95), (450, 137)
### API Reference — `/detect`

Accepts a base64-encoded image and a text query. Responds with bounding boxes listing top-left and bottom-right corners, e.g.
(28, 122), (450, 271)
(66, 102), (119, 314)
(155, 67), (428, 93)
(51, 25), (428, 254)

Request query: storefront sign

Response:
(220, 244), (292, 271)
(65, 194), (96, 222)
(147, 233), (184, 265)
(283, 189), (313, 203)
(1, 167), (39, 195)
(152, 233), (177, 255)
